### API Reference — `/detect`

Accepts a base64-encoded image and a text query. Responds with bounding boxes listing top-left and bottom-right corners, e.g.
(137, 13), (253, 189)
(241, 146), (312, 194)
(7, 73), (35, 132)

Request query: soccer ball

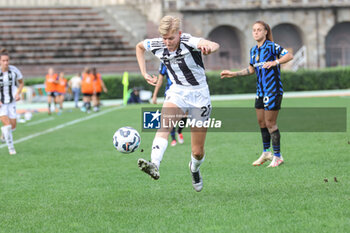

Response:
(113, 127), (141, 153)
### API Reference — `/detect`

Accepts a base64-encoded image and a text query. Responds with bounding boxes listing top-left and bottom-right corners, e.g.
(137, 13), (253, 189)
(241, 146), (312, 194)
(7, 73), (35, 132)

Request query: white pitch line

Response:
(0, 106), (124, 149)
(25, 117), (55, 126)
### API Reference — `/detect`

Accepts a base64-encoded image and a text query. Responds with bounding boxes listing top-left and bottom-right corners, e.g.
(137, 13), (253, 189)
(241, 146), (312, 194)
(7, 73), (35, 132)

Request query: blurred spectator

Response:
(68, 72), (82, 108)
(56, 72), (67, 112)
(127, 87), (142, 104)
(45, 67), (58, 115)
(81, 67), (93, 113)
(91, 67), (107, 112)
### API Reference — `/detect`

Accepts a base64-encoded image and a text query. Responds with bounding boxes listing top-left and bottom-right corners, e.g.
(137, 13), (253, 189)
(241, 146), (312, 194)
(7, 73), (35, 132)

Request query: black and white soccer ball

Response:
(113, 127), (141, 153)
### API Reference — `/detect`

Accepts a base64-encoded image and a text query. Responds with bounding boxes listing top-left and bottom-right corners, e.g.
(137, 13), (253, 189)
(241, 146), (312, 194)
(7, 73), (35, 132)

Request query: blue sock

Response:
(170, 128), (176, 141)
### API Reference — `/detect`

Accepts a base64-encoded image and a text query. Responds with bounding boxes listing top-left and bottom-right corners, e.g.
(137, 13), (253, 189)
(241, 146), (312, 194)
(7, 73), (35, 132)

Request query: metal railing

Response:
(292, 46), (307, 71)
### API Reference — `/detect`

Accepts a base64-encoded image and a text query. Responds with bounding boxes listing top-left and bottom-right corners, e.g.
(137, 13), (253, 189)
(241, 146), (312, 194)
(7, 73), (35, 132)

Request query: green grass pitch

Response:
(1, 96), (349, 232)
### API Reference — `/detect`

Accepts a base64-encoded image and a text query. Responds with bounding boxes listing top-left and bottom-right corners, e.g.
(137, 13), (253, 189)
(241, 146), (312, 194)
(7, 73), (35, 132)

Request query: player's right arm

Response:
(220, 65), (255, 79)
(136, 41), (158, 86)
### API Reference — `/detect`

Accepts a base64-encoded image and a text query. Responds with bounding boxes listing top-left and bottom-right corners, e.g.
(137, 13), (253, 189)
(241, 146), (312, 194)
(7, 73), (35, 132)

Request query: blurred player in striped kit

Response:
(0, 48), (24, 155)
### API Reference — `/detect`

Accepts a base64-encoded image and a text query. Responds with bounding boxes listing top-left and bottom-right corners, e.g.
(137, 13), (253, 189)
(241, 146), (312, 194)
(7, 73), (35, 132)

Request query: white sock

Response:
(151, 137), (168, 169)
(191, 154), (205, 172)
(1, 125), (14, 150)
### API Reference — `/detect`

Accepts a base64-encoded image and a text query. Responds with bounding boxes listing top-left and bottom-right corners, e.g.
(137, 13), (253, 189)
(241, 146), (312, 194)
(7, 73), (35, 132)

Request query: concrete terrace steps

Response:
(1, 38), (130, 46)
(10, 44), (134, 52)
(11, 56), (137, 65)
(1, 6), (140, 76)
(0, 26), (118, 34)
(10, 50), (136, 59)
(0, 7), (98, 13)
(0, 15), (105, 22)
(105, 5), (147, 44)
(0, 21), (109, 28)
(0, 32), (123, 40)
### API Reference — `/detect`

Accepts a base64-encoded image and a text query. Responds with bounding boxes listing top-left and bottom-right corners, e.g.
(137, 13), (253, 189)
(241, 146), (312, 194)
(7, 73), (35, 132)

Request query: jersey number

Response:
(201, 104), (211, 117)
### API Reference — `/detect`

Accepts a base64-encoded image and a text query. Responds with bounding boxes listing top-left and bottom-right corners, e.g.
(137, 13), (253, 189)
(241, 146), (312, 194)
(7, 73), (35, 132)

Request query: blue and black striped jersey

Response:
(250, 40), (288, 97)
(159, 63), (172, 95)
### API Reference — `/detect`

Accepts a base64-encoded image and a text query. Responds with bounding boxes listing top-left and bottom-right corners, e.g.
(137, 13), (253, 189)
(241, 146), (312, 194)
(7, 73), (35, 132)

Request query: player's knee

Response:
(265, 120), (276, 129)
(155, 130), (169, 139)
(257, 119), (266, 128)
(192, 147), (204, 158)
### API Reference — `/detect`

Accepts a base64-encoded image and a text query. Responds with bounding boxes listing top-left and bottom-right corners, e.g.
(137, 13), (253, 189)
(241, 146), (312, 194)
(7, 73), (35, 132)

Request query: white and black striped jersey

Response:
(143, 33), (207, 88)
(0, 65), (23, 104)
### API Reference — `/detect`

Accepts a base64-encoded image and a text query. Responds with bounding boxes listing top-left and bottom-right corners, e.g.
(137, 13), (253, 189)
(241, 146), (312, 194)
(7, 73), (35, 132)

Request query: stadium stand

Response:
(0, 7), (139, 77)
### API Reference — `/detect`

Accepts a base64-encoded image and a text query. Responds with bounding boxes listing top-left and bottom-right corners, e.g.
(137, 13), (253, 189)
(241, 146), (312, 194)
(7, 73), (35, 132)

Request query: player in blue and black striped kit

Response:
(221, 21), (293, 167)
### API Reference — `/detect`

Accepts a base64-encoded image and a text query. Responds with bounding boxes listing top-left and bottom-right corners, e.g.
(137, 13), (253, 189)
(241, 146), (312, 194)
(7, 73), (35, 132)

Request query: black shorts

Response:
(47, 92), (57, 97)
(95, 92), (101, 97)
(83, 93), (93, 97)
(255, 95), (283, 111)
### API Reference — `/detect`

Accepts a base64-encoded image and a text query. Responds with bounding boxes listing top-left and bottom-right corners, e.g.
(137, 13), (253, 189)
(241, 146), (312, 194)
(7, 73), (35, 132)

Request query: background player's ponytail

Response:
(254, 21), (274, 42)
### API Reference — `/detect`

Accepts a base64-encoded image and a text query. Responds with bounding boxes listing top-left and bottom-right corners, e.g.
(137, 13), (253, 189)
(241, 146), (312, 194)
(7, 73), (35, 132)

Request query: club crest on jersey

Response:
(256, 55), (259, 61)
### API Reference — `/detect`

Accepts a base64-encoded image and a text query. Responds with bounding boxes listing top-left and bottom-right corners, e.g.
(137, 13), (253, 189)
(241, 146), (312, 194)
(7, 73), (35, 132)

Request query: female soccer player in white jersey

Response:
(220, 21), (293, 167)
(0, 49), (24, 155)
(136, 15), (219, 192)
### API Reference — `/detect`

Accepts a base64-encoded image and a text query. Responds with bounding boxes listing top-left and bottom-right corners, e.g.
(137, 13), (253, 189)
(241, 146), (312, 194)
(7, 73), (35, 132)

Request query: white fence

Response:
(292, 46), (307, 71)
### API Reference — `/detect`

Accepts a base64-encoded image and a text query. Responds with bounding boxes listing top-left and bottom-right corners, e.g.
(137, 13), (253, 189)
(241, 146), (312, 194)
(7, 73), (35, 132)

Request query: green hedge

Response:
(206, 67), (350, 94)
(281, 67), (350, 91)
(24, 67), (350, 99)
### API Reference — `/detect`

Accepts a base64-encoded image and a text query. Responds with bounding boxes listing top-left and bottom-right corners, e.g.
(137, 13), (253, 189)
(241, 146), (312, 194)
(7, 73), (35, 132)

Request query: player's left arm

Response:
(263, 46), (294, 69)
(15, 79), (24, 101)
(278, 52), (293, 64)
(197, 39), (220, 55)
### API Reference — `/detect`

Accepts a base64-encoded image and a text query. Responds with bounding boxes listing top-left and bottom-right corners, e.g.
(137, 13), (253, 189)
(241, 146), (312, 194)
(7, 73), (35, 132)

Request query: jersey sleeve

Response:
(249, 48), (254, 66)
(181, 33), (202, 49)
(274, 43), (289, 57)
(10, 65), (23, 80)
(159, 63), (167, 75)
(143, 38), (164, 53)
